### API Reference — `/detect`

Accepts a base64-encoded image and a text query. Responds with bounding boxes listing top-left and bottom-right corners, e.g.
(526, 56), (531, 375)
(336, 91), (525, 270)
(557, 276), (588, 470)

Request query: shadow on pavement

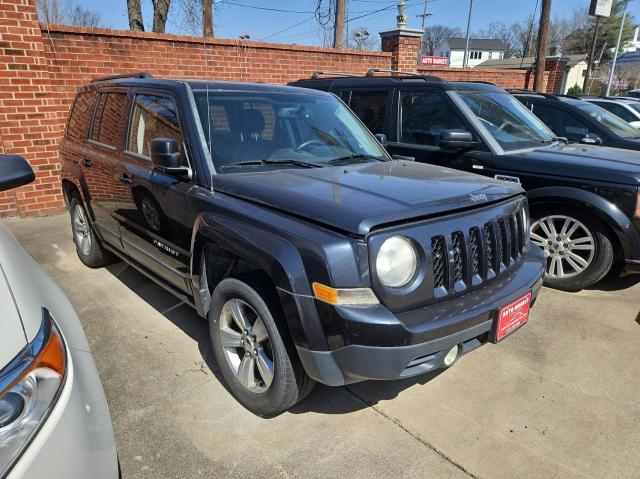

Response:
(104, 261), (446, 416)
(586, 272), (640, 292)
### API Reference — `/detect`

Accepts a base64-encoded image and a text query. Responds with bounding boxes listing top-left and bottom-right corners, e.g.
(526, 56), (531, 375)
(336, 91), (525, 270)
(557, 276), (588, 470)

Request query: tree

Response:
(476, 22), (521, 58)
(422, 25), (462, 56)
(565, 0), (636, 59)
(127, 0), (144, 31)
(152, 0), (171, 33)
(36, 0), (101, 27)
(180, 0), (216, 37)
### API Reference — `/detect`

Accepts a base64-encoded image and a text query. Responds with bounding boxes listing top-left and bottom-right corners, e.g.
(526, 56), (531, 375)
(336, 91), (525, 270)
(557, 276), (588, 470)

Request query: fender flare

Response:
(189, 212), (328, 351)
(527, 186), (640, 259)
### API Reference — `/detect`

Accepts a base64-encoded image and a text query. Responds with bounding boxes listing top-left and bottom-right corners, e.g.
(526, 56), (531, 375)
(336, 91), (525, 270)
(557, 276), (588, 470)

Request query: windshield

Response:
(458, 91), (555, 151)
(192, 90), (387, 172)
(570, 100), (640, 138)
(629, 102), (640, 114)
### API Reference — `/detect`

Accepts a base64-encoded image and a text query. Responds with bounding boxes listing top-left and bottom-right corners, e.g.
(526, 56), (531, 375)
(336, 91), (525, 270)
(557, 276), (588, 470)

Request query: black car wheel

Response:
(209, 277), (314, 417)
(69, 196), (113, 268)
(530, 207), (614, 291)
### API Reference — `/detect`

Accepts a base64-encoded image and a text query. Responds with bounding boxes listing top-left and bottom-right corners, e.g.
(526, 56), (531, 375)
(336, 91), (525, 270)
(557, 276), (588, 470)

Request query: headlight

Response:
(0, 309), (66, 477)
(376, 236), (418, 288)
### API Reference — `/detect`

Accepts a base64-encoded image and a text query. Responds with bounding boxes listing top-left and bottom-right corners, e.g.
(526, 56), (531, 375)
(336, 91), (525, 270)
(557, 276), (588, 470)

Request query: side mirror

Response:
(439, 129), (479, 150)
(0, 155), (35, 192)
(579, 133), (603, 145)
(150, 138), (190, 176)
(374, 133), (388, 148)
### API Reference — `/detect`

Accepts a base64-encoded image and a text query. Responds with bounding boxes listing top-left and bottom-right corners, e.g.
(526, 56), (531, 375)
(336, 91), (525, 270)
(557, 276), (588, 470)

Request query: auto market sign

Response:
(589, 0), (612, 17)
(421, 56), (448, 66)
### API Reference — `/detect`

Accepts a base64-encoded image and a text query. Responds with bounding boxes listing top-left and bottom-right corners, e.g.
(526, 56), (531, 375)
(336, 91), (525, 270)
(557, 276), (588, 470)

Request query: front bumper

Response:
(297, 245), (545, 386)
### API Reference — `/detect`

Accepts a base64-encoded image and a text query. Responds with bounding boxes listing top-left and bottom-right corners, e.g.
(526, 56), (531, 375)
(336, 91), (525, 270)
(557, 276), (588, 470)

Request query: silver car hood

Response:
(0, 264), (27, 368)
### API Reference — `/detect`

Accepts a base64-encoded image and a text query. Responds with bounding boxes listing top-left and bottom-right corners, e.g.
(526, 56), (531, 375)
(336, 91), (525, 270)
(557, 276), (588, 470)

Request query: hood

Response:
(500, 144), (640, 185)
(212, 161), (523, 235)
(0, 265), (27, 368)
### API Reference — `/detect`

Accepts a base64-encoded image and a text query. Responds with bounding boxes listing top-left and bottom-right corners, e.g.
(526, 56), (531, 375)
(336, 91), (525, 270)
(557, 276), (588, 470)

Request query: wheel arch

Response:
(527, 186), (638, 260)
(189, 213), (327, 351)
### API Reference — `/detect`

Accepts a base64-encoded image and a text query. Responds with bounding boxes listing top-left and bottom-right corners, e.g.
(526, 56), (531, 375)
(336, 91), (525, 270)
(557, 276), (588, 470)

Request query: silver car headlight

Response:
(376, 236), (418, 288)
(0, 309), (67, 477)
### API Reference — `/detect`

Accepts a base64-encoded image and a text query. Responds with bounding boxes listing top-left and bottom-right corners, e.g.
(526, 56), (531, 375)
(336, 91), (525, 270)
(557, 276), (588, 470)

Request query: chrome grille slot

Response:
(498, 219), (510, 268)
(483, 223), (496, 274)
(515, 210), (524, 252)
(508, 215), (518, 260)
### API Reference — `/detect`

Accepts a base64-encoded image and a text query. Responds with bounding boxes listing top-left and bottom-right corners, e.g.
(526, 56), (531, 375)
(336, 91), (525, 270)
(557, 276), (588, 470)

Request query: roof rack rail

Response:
(310, 71), (359, 79)
(90, 72), (153, 83)
(506, 88), (582, 101)
(365, 68), (443, 82)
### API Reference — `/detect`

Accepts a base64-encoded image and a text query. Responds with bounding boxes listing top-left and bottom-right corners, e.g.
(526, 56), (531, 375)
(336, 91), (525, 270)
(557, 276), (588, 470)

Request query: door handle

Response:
(118, 173), (133, 186)
(82, 158), (93, 167)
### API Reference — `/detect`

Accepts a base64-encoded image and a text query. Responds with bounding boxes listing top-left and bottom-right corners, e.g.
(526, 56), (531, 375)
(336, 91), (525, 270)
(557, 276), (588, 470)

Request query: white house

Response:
(435, 38), (507, 68)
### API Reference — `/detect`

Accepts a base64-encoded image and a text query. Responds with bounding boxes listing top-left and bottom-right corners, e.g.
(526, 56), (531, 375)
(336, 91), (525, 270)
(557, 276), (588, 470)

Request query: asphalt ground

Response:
(4, 214), (640, 479)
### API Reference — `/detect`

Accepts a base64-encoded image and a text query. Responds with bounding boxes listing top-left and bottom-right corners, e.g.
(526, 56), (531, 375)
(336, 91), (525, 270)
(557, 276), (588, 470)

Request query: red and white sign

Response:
(496, 292), (531, 342)
(421, 56), (448, 66)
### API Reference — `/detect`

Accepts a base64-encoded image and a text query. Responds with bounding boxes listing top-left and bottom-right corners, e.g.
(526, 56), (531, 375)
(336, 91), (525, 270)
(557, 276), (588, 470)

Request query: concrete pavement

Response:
(4, 214), (639, 479)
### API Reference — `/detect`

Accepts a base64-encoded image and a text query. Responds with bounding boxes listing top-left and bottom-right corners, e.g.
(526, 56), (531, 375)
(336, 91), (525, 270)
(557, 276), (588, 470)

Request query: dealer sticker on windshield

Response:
(495, 292), (532, 342)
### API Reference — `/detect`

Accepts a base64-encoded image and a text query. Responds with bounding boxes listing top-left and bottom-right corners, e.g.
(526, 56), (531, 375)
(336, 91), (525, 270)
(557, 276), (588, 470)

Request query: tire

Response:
(209, 277), (314, 417)
(530, 207), (614, 291)
(69, 195), (113, 268)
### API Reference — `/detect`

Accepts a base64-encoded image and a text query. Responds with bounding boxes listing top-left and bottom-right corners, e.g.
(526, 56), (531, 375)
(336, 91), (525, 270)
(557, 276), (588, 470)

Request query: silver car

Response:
(0, 155), (118, 478)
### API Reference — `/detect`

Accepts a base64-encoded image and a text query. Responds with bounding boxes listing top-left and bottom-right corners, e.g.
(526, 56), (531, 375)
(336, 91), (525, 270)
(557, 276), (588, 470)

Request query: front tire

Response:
(69, 196), (113, 268)
(209, 277), (314, 417)
(530, 208), (614, 291)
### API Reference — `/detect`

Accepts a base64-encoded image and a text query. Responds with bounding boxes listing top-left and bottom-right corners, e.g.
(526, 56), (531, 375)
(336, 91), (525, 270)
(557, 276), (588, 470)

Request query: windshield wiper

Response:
(324, 154), (387, 165)
(221, 159), (323, 169)
(541, 136), (568, 145)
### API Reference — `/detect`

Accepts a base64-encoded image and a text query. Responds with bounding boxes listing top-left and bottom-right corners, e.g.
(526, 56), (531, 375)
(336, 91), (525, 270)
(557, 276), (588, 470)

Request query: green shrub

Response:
(567, 84), (583, 97)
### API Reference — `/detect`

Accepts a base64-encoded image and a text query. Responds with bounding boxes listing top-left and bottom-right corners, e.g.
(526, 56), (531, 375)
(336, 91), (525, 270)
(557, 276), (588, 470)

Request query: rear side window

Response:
(67, 92), (95, 139)
(399, 91), (465, 146)
(594, 102), (635, 122)
(91, 92), (127, 148)
(127, 94), (185, 164)
(348, 90), (387, 134)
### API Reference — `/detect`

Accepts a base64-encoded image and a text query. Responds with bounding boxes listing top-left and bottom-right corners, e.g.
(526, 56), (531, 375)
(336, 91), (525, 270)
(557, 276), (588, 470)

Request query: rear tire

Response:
(69, 196), (113, 268)
(209, 277), (314, 417)
(530, 207), (614, 291)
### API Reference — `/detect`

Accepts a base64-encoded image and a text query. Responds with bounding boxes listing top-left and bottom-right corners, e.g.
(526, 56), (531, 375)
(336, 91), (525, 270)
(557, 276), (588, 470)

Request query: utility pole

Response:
(606, 0), (629, 97)
(533, 0), (551, 91)
(417, 0), (431, 60)
(462, 0), (474, 68)
(333, 0), (346, 48)
(583, 15), (601, 93)
(203, 0), (213, 37)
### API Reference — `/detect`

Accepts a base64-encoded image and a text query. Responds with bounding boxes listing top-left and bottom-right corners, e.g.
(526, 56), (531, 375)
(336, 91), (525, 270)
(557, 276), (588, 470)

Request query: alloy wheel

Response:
(530, 215), (595, 279)
(73, 204), (92, 256)
(140, 197), (161, 232)
(219, 298), (274, 393)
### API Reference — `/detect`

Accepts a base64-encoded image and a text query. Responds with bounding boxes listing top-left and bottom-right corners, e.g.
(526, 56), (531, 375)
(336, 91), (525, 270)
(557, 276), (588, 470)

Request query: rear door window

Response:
(593, 102), (635, 122)
(91, 92), (127, 148)
(399, 91), (466, 146)
(67, 91), (95, 139)
(348, 90), (388, 134)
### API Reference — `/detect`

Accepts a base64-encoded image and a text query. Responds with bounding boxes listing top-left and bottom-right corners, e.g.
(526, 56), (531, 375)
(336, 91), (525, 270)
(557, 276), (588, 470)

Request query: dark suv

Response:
(60, 73), (544, 416)
(508, 90), (640, 150)
(291, 72), (640, 291)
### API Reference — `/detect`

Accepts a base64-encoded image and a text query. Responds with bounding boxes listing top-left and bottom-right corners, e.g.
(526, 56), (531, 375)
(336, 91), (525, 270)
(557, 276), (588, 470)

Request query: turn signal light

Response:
(312, 282), (379, 307)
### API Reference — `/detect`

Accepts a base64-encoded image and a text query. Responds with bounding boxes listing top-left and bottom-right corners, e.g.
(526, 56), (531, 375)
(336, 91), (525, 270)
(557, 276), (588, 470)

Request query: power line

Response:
(260, 16), (316, 41)
(220, 1), (315, 14)
(346, 0), (423, 24)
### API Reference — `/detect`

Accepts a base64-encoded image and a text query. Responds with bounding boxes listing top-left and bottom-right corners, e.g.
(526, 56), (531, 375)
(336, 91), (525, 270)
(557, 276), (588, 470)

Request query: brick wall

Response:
(0, 0), (561, 217)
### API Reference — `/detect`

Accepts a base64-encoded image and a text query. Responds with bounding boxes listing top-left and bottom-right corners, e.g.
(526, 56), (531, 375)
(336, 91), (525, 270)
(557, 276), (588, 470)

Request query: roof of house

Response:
(477, 54), (587, 69)
(444, 38), (507, 51)
(612, 51), (640, 64)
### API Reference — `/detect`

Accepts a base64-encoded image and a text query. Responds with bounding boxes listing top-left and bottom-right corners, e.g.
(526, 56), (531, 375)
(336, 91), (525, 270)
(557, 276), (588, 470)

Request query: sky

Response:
(75, 0), (640, 46)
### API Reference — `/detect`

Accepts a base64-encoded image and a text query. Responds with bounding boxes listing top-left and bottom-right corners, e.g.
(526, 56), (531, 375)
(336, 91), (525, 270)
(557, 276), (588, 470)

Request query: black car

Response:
(508, 90), (640, 150)
(291, 71), (640, 290)
(60, 73), (545, 416)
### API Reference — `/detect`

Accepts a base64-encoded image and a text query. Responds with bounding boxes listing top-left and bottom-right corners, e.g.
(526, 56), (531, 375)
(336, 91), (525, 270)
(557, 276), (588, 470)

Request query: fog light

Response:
(443, 345), (459, 367)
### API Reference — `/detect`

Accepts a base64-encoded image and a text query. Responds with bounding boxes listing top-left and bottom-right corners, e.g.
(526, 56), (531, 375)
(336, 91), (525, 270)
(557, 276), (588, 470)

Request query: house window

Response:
(488, 52), (493, 60)
(470, 51), (482, 60)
